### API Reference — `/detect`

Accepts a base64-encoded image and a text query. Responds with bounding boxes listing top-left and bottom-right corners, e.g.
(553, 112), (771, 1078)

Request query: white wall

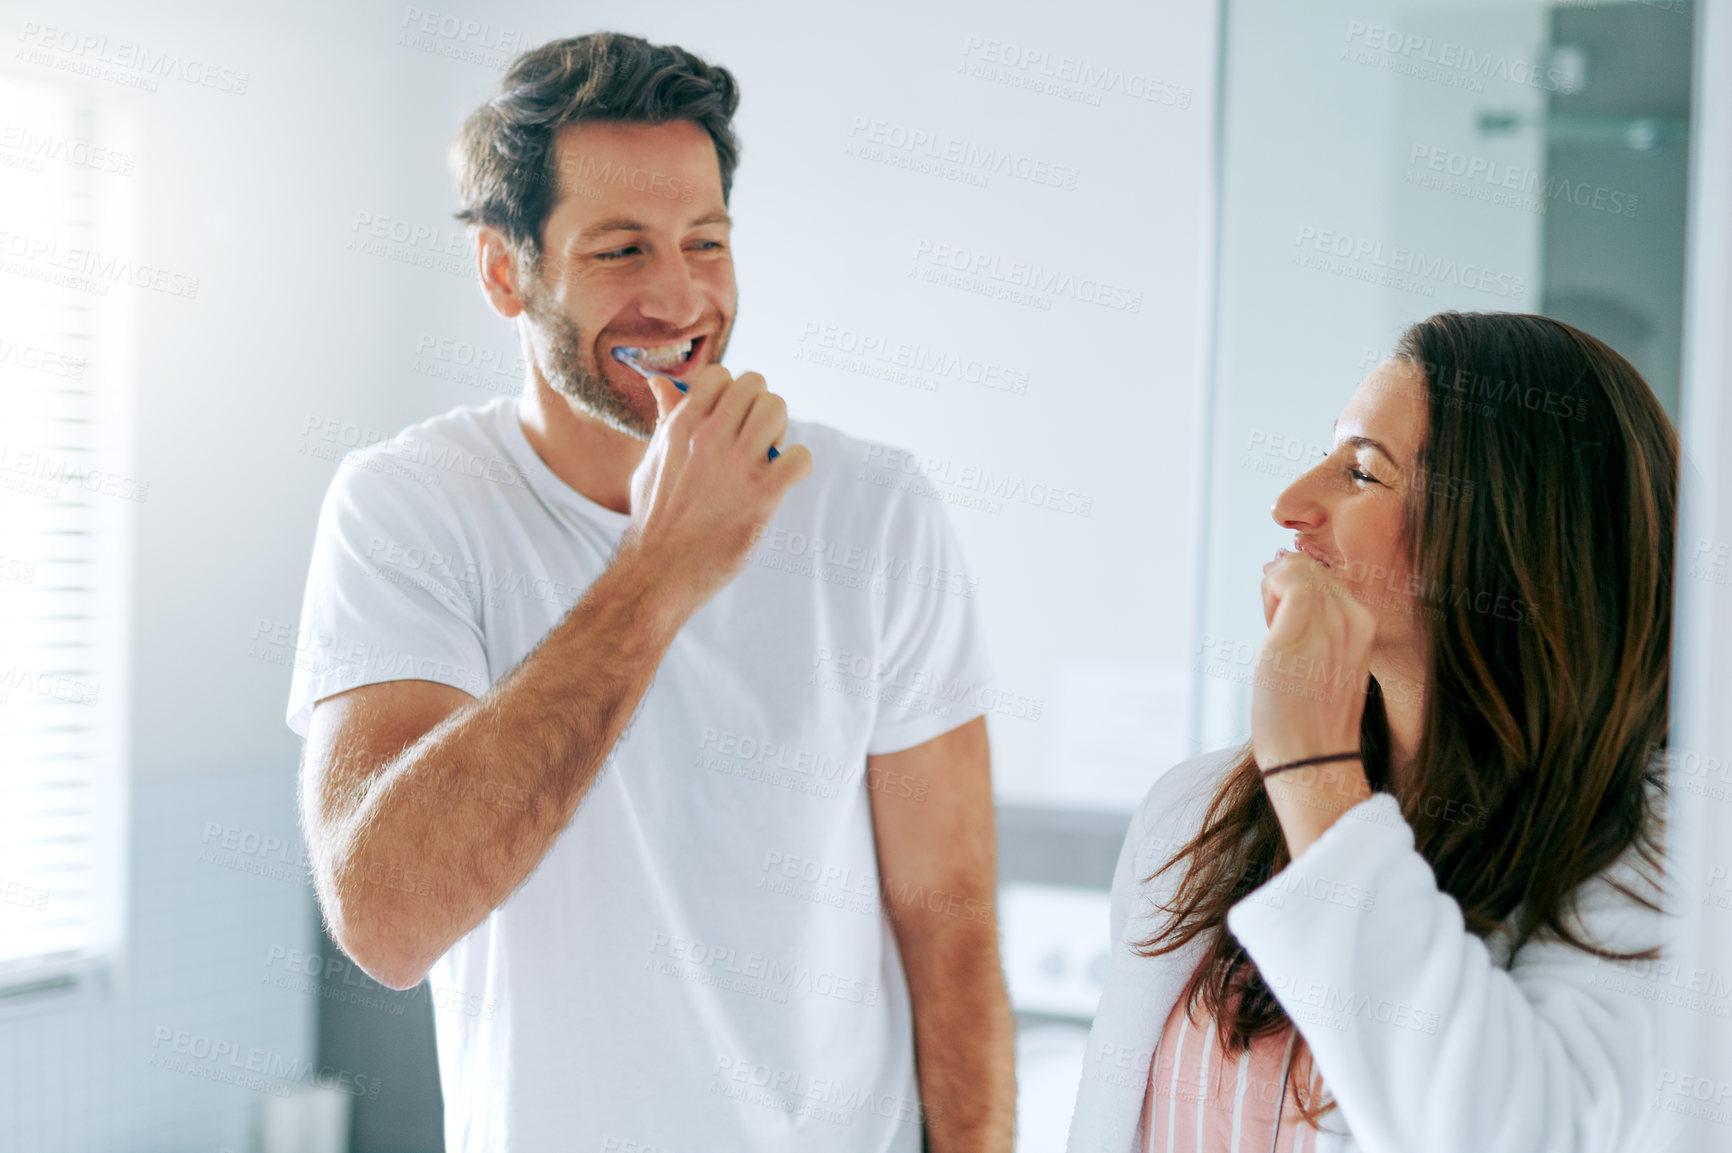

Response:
(125, 0), (1219, 805)
(1197, 0), (1552, 749)
(0, 772), (312, 1152)
(1666, 0), (1732, 1145)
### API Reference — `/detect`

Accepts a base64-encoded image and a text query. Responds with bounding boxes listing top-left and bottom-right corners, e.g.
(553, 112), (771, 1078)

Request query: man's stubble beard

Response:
(520, 264), (732, 441)
(522, 280), (655, 440)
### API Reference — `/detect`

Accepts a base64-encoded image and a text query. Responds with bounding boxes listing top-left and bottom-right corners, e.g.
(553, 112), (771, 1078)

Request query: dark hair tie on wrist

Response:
(1260, 752), (1363, 779)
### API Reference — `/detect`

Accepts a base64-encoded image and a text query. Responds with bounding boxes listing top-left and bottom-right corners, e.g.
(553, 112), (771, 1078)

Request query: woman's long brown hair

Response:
(1135, 312), (1676, 1125)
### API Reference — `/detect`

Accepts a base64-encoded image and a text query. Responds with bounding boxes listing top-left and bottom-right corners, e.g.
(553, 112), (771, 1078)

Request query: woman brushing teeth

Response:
(1069, 310), (1678, 1153)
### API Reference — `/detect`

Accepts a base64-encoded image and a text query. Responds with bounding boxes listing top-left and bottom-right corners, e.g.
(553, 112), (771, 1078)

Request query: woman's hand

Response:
(1251, 550), (1377, 857)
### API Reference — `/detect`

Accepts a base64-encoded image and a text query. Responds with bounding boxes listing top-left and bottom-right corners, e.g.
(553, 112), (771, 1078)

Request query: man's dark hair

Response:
(451, 31), (740, 265)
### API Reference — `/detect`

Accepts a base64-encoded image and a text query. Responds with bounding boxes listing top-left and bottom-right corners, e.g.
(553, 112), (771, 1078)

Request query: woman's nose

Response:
(1272, 464), (1328, 530)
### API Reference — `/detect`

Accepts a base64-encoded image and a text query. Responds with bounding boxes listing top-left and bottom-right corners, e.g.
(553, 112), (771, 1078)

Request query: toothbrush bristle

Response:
(611, 346), (645, 363)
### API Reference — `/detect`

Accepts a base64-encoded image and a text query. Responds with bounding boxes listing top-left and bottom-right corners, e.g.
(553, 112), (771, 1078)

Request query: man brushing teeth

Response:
(502, 112), (739, 485)
(619, 335), (701, 375)
(285, 30), (1012, 1153)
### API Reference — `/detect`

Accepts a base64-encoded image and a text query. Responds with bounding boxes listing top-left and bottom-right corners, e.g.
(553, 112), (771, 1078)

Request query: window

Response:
(0, 73), (136, 999)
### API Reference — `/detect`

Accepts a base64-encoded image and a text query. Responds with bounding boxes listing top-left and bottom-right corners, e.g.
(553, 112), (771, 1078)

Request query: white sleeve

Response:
(1067, 751), (1233, 1153)
(283, 456), (491, 738)
(1107, 799), (1143, 949)
(1225, 792), (1670, 1153)
(863, 482), (999, 755)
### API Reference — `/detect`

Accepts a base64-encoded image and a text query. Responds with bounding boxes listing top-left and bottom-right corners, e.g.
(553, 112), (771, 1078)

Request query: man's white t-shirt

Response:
(285, 395), (996, 1153)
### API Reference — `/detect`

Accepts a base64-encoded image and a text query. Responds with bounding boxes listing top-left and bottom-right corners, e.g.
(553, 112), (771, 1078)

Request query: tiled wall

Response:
(0, 769), (315, 1153)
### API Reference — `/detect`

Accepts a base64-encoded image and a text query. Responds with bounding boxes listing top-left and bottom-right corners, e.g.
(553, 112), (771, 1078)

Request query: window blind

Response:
(0, 73), (134, 998)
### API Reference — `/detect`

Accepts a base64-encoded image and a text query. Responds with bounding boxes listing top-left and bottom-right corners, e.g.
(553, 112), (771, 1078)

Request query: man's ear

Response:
(476, 225), (529, 319)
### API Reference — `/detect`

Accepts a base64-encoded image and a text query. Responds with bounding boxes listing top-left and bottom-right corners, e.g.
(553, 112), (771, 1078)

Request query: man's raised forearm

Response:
(316, 540), (693, 986)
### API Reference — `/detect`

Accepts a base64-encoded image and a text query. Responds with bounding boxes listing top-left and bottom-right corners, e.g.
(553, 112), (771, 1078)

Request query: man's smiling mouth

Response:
(614, 336), (701, 374)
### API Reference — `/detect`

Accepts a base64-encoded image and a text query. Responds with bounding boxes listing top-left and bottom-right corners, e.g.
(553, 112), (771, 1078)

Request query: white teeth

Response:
(636, 340), (693, 368)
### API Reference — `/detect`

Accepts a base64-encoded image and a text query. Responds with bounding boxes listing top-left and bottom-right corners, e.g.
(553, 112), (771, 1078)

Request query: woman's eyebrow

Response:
(1331, 421), (1404, 469)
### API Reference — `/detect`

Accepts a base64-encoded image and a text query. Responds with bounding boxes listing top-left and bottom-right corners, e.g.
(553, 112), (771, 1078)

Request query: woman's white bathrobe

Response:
(1066, 749), (1675, 1153)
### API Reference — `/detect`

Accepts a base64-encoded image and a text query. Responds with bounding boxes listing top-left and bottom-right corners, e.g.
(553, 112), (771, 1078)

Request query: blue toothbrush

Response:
(611, 346), (780, 461)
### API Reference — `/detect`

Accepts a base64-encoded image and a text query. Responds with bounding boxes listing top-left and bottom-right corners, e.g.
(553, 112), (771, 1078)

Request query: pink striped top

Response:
(1140, 992), (1328, 1153)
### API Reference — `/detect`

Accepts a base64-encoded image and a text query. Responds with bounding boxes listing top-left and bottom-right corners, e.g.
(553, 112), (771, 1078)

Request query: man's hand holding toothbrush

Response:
(623, 362), (813, 618)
